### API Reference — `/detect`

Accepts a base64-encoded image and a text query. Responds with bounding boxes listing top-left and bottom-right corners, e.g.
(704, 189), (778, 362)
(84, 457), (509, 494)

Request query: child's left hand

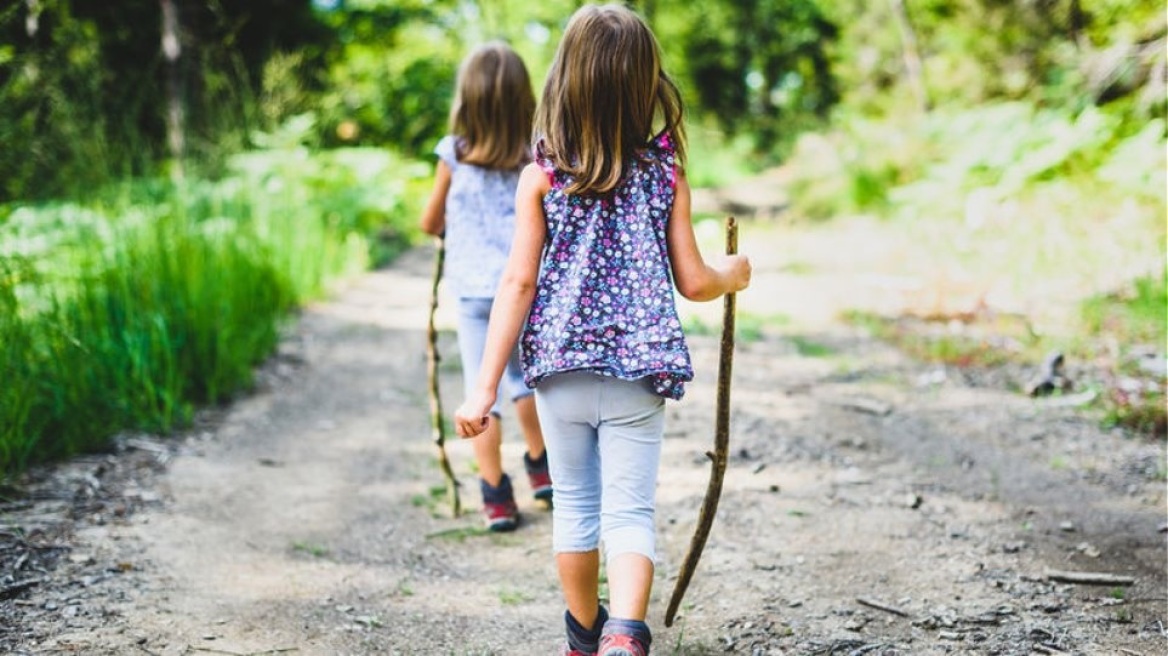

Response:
(453, 390), (495, 438)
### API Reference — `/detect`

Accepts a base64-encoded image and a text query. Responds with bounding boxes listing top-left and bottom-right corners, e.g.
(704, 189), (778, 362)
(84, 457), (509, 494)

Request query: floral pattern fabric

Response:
(435, 135), (521, 299)
(521, 134), (693, 400)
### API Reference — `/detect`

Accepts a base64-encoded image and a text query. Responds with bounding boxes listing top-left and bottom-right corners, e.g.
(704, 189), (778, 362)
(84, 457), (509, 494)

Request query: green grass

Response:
(411, 483), (452, 516)
(844, 268), (1166, 439)
(789, 336), (835, 358)
(843, 311), (1016, 368)
(0, 147), (426, 476)
(425, 525), (491, 542)
(1080, 269), (1167, 347)
(291, 540), (330, 558)
(682, 311), (787, 342)
(496, 587), (534, 606)
(1080, 270), (1167, 438)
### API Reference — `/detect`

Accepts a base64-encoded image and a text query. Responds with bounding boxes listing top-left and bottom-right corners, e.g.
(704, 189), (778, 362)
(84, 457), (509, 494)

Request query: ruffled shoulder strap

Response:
(533, 139), (567, 190)
(651, 131), (678, 188)
(434, 135), (460, 169)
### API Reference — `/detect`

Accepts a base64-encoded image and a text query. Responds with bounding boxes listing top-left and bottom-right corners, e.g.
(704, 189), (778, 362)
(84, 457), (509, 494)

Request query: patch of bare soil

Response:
(2, 242), (1165, 655)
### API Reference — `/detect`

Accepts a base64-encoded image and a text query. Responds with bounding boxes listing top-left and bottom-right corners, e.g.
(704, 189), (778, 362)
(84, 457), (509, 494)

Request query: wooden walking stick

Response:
(426, 239), (461, 517)
(665, 216), (738, 627)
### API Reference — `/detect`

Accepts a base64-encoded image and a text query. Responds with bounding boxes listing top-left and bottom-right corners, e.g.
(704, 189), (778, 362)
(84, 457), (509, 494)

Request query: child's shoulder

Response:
(519, 161), (553, 195)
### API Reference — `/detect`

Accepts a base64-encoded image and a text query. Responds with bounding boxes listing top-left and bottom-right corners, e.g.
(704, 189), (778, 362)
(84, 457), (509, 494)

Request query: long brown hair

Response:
(535, 4), (686, 194)
(449, 41), (535, 170)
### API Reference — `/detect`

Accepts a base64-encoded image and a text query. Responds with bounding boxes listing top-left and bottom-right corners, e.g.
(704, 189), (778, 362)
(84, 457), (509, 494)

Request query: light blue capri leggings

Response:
(457, 298), (532, 415)
(534, 371), (665, 563)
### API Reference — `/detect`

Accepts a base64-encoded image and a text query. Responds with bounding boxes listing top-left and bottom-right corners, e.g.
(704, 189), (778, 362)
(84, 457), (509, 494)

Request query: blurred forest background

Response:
(1, 0), (1164, 475)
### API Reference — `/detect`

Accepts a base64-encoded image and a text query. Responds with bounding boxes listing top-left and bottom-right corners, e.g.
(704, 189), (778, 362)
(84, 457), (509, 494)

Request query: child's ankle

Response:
(479, 473), (514, 501)
(565, 605), (608, 651)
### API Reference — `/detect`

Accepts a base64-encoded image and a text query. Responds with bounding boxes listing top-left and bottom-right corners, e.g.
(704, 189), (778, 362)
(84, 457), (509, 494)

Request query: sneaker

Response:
(560, 645), (595, 656)
(598, 634), (647, 656)
(480, 474), (519, 532)
(524, 450), (553, 505)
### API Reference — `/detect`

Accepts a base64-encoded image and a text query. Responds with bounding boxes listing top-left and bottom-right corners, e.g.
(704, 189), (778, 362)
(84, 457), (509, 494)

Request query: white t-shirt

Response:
(435, 135), (522, 299)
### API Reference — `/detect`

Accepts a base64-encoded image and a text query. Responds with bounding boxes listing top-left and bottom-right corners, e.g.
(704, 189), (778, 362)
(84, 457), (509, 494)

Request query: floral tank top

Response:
(520, 134), (693, 400)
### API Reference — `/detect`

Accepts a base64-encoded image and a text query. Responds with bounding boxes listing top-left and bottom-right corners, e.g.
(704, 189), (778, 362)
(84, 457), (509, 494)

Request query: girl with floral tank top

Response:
(419, 42), (551, 534)
(454, 6), (751, 656)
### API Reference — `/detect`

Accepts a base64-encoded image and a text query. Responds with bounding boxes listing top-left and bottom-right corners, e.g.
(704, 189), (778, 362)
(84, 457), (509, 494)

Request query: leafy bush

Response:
(787, 102), (1165, 224)
(1081, 268), (1168, 347)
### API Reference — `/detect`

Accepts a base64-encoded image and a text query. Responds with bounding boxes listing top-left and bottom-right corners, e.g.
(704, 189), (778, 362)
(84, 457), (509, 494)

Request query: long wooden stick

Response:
(426, 239), (461, 517)
(665, 216), (738, 627)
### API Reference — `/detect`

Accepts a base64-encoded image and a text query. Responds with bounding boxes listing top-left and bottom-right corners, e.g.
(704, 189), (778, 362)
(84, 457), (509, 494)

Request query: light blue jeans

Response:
(534, 371), (665, 563)
(457, 297), (532, 416)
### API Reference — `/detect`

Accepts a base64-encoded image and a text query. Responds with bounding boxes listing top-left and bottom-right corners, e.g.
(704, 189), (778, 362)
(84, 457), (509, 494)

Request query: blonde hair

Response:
(535, 4), (686, 194)
(449, 42), (535, 170)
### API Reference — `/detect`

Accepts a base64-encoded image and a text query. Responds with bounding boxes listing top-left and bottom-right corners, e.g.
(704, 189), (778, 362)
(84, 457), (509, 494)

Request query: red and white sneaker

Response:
(480, 474), (520, 532)
(598, 633), (648, 656)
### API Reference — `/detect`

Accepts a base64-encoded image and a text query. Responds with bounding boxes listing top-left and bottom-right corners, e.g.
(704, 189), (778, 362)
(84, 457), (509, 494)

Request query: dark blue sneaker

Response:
(524, 450), (553, 505)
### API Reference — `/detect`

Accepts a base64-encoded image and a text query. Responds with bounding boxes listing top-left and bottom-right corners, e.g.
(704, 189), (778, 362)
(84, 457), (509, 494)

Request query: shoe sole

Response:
(486, 516), (520, 532)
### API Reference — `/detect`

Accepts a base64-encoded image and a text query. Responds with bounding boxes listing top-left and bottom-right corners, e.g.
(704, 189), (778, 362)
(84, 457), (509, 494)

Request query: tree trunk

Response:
(889, 0), (931, 113)
(25, 0), (40, 38)
(160, 0), (185, 178)
(1068, 0), (1087, 48)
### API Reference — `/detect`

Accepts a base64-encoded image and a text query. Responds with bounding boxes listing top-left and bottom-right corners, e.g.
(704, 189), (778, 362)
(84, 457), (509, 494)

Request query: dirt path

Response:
(4, 231), (1166, 655)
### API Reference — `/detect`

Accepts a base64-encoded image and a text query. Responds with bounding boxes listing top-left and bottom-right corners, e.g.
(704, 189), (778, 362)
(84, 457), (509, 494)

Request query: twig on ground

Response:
(856, 596), (910, 617)
(825, 395), (893, 416)
(0, 578), (43, 599)
(848, 644), (889, 656)
(1045, 570), (1136, 586)
(191, 647), (297, 656)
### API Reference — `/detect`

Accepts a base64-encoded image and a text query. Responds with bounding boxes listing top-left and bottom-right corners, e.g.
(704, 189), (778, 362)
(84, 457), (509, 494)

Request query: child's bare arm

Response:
(419, 161), (452, 236)
(666, 170), (752, 301)
(453, 163), (549, 437)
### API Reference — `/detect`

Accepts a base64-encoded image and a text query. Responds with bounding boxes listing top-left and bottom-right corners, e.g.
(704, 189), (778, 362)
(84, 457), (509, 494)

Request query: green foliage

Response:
(313, 1), (459, 154)
(823, 0), (1166, 117)
(685, 124), (765, 189)
(788, 102), (1165, 224)
(0, 0), (333, 202)
(664, 0), (839, 151)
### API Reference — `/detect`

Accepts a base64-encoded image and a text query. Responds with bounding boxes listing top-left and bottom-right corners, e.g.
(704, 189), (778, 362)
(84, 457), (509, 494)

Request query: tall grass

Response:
(0, 147), (427, 475)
